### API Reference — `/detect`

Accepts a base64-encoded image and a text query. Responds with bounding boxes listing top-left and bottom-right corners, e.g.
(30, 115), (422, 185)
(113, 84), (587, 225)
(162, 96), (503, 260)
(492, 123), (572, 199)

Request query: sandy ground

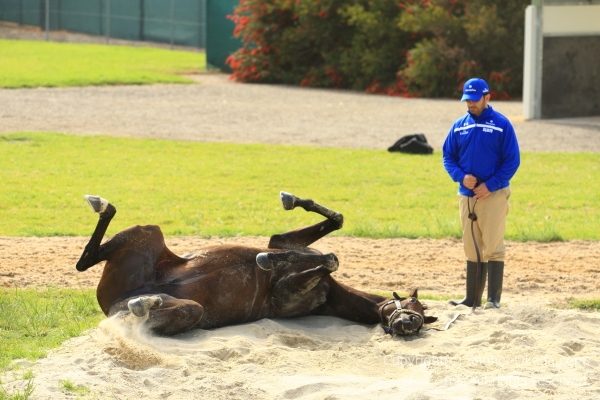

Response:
(2, 24), (600, 400)
(3, 304), (600, 400)
(2, 236), (600, 399)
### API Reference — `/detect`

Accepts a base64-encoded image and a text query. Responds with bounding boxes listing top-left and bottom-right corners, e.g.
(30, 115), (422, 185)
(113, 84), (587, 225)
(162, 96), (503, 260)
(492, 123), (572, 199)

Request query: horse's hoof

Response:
(332, 213), (344, 228)
(280, 192), (297, 210)
(127, 296), (163, 317)
(84, 195), (109, 214)
(324, 253), (339, 271)
(256, 252), (273, 271)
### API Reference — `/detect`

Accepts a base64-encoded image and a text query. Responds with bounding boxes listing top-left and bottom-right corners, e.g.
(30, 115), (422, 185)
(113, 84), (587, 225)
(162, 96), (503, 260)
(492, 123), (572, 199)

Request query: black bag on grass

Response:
(388, 134), (433, 155)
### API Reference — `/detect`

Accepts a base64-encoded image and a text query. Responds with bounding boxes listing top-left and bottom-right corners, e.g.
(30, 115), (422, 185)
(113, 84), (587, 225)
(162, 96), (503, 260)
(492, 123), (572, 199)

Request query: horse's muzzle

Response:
(392, 314), (423, 336)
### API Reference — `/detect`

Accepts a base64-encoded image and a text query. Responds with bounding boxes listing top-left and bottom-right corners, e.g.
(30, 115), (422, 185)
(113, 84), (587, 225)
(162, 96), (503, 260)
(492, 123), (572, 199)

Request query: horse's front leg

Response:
(111, 294), (204, 336)
(268, 192), (344, 250)
(257, 250), (339, 317)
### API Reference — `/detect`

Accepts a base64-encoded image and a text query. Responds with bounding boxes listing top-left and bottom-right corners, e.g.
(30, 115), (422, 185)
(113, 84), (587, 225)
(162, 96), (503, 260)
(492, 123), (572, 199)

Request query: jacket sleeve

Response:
(485, 122), (520, 192)
(442, 125), (465, 184)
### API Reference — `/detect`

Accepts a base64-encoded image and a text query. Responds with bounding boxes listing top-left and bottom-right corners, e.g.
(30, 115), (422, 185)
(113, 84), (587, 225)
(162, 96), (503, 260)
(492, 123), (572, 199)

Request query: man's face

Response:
(465, 94), (489, 116)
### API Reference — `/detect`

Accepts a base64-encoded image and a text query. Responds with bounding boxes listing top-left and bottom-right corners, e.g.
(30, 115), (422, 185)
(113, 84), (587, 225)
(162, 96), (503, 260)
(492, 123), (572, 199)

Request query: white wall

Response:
(543, 5), (600, 36)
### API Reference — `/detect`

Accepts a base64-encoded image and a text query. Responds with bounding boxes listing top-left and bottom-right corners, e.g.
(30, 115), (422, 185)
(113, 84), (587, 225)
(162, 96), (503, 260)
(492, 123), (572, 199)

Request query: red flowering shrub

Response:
(227, 0), (415, 94)
(227, 0), (528, 99)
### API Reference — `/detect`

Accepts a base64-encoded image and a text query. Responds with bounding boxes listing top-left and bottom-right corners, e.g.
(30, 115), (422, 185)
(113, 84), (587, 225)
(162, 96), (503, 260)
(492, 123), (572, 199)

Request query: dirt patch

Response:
(2, 236), (599, 304)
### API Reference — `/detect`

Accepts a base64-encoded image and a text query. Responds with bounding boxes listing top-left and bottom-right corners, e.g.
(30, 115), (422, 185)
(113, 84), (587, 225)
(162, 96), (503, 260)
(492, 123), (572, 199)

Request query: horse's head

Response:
(379, 289), (438, 337)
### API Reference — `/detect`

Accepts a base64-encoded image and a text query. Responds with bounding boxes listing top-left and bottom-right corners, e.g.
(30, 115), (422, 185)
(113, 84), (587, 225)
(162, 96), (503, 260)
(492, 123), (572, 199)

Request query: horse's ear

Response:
(409, 288), (419, 298)
(392, 291), (403, 300)
(424, 316), (438, 324)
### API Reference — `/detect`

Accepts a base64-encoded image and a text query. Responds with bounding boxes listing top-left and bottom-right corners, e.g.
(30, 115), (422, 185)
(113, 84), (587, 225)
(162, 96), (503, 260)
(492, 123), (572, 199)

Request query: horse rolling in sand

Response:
(76, 192), (437, 337)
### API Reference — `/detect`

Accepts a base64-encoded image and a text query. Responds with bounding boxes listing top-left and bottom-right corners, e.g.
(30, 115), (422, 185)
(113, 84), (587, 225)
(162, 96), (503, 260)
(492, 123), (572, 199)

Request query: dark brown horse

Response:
(76, 192), (437, 336)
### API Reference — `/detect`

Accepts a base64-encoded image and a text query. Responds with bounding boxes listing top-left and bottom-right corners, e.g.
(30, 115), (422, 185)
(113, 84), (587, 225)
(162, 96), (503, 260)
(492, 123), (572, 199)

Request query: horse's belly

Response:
(172, 263), (269, 329)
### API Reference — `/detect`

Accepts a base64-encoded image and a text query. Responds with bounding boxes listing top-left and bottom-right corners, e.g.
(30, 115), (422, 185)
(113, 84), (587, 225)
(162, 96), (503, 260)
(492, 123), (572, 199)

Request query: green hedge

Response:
(227, 0), (528, 98)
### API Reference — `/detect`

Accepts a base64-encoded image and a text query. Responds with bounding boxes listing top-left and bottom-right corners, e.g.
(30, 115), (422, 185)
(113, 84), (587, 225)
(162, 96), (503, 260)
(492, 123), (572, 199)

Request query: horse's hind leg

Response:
(76, 195), (118, 271)
(111, 294), (204, 336)
(268, 192), (344, 249)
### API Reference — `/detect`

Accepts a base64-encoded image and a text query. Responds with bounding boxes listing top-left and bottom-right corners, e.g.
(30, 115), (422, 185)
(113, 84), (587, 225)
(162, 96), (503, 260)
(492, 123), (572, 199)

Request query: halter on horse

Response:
(379, 291), (427, 336)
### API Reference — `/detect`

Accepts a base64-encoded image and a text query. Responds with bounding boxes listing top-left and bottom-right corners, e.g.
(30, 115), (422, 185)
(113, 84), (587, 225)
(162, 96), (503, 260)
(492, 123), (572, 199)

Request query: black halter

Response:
(379, 297), (424, 336)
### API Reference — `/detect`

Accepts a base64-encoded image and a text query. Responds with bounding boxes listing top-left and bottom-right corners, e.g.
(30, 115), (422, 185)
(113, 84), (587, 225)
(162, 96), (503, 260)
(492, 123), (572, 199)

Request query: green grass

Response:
(568, 298), (600, 311)
(0, 39), (205, 88)
(0, 373), (34, 400)
(0, 288), (103, 371)
(60, 379), (90, 396)
(1, 132), (599, 240)
(370, 289), (454, 302)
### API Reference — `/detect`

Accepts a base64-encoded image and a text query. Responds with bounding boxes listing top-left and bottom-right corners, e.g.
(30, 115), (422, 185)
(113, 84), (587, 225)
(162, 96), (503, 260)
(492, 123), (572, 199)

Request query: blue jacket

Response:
(442, 105), (520, 196)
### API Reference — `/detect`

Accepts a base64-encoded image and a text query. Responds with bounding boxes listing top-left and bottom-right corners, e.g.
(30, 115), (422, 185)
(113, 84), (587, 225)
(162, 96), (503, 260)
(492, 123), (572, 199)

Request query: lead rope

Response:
(467, 196), (482, 311)
(424, 312), (462, 332)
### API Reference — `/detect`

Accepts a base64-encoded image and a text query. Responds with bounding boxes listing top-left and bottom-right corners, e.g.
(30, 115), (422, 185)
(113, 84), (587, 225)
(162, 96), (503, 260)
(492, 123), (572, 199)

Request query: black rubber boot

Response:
(450, 261), (487, 307)
(486, 261), (504, 308)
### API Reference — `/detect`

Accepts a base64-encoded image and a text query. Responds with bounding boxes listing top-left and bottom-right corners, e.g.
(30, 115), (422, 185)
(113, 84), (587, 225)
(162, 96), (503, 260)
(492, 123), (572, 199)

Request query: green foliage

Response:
(401, 37), (467, 97)
(228, 0), (529, 98)
(1, 132), (599, 240)
(0, 39), (205, 88)
(398, 0), (528, 98)
(0, 288), (102, 370)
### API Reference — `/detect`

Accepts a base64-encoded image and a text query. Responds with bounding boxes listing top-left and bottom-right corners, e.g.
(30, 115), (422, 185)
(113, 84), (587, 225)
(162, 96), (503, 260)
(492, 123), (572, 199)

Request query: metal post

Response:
(44, 0), (50, 40)
(201, 0), (207, 50)
(169, 0), (175, 49)
(105, 0), (111, 43)
(139, 0), (145, 41)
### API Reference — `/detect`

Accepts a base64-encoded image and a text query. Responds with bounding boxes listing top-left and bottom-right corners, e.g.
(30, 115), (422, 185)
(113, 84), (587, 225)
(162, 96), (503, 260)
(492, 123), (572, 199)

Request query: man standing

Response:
(442, 77), (520, 308)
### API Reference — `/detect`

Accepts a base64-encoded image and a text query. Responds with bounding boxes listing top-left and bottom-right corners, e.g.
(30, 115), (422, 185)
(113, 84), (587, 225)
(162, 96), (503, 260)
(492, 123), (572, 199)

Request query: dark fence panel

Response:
(206, 0), (239, 71)
(53, 0), (103, 35)
(0, 0), (207, 48)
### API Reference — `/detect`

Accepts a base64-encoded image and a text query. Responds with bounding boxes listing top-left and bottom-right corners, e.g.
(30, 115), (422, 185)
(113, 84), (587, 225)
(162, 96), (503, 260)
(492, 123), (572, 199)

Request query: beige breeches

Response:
(459, 187), (510, 262)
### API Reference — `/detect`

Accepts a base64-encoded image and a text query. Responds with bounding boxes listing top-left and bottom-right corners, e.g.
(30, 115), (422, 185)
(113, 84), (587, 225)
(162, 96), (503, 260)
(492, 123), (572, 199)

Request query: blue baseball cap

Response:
(461, 78), (490, 101)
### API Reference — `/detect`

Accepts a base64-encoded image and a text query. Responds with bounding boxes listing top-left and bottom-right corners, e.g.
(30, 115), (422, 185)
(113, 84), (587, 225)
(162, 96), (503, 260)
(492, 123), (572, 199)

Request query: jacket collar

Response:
(468, 105), (494, 121)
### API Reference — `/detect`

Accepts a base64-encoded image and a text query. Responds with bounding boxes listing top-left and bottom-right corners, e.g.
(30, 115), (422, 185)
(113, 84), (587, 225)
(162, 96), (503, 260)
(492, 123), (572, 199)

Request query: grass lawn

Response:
(0, 39), (205, 88)
(1, 132), (599, 241)
(0, 288), (102, 371)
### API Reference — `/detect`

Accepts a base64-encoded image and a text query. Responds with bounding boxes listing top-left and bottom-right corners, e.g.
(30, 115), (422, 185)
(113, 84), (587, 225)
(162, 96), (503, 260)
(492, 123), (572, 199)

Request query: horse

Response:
(76, 192), (437, 337)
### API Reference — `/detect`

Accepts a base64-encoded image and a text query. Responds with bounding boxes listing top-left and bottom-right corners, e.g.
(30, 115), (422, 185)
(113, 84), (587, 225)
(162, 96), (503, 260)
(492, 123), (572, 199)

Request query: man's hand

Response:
(463, 174), (478, 190)
(473, 182), (491, 199)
